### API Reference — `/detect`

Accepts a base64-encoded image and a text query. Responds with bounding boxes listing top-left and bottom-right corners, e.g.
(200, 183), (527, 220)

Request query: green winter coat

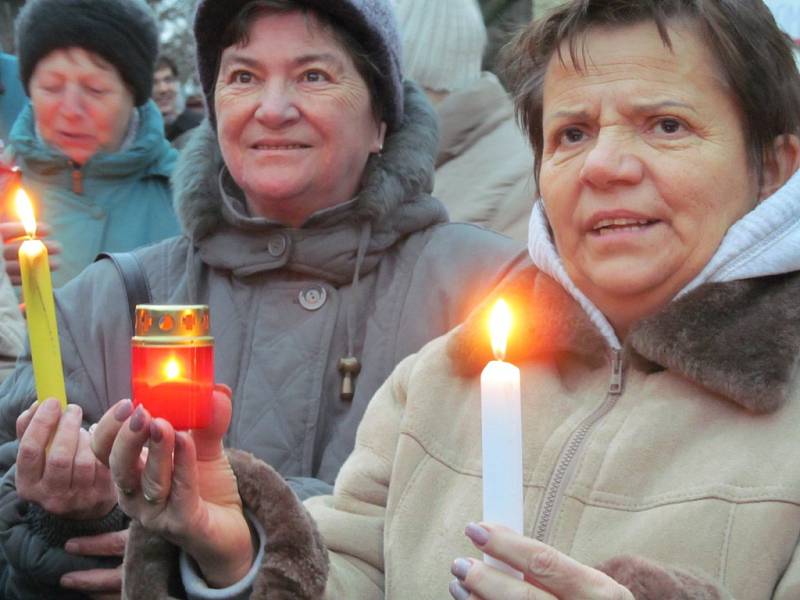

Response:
(7, 100), (179, 287)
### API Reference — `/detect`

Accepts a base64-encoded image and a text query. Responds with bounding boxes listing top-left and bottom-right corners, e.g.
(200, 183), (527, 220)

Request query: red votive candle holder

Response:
(132, 305), (214, 430)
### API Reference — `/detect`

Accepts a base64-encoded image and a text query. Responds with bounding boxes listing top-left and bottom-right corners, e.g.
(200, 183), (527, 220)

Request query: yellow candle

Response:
(15, 189), (66, 408)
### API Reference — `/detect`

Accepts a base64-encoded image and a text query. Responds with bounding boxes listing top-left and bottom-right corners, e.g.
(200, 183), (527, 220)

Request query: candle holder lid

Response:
(133, 304), (212, 345)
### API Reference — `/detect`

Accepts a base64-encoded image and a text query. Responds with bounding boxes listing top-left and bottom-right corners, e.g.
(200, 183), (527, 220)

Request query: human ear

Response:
(759, 134), (800, 200)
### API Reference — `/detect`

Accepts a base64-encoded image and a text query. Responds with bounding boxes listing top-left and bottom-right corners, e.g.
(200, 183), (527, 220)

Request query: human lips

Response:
(588, 212), (661, 236)
(56, 130), (95, 143)
(251, 140), (311, 151)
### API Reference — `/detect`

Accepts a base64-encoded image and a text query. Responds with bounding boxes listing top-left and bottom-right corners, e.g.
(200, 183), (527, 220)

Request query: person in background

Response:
(0, 0), (526, 597)
(395, 0), (535, 242)
(152, 55), (204, 147)
(1, 0), (180, 289)
(97, 0), (800, 598)
(0, 53), (25, 144)
(0, 239), (23, 384)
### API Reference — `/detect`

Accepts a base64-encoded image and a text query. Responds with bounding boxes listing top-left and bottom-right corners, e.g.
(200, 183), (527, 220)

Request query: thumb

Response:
(192, 384), (232, 461)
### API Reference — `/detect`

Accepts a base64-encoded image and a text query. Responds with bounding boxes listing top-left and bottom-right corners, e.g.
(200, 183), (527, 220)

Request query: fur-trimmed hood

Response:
(448, 265), (800, 414)
(171, 81), (444, 243)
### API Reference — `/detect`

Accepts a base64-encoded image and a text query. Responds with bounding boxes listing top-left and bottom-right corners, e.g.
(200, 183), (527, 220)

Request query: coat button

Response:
(299, 286), (327, 311)
(90, 206), (106, 219)
(267, 234), (287, 257)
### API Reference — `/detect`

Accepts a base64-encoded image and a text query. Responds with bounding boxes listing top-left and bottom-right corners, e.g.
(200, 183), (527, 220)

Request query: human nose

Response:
(59, 85), (85, 120)
(578, 129), (643, 189)
(253, 82), (300, 127)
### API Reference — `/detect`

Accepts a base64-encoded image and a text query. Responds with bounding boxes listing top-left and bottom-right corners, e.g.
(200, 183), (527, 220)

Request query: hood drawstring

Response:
(70, 161), (83, 195)
(339, 220), (372, 400)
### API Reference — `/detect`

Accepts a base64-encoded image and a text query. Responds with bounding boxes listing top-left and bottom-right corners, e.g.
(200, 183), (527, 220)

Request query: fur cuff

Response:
(123, 449), (329, 600)
(228, 448), (329, 599)
(596, 555), (729, 600)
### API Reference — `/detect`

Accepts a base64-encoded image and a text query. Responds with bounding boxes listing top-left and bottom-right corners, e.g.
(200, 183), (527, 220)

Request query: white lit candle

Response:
(481, 299), (523, 577)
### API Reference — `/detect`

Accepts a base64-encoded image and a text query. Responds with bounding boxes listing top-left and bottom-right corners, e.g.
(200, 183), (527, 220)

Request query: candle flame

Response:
(14, 188), (37, 238)
(164, 359), (181, 380)
(489, 299), (512, 361)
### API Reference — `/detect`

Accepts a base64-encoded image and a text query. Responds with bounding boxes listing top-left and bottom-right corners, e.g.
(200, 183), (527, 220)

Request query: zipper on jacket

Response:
(532, 348), (624, 544)
(70, 161), (83, 194)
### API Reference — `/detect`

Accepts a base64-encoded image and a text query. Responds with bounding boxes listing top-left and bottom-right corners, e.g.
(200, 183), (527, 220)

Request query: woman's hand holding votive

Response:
(91, 386), (254, 588)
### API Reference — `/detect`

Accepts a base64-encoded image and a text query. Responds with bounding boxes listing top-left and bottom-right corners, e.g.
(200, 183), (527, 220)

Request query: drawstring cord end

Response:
(338, 356), (361, 401)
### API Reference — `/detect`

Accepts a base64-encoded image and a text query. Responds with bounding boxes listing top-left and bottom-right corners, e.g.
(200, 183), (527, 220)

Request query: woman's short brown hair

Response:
(503, 0), (800, 188)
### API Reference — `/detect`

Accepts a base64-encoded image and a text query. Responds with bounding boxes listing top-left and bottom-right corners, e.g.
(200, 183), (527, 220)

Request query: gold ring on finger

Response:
(142, 490), (161, 504)
(116, 483), (135, 498)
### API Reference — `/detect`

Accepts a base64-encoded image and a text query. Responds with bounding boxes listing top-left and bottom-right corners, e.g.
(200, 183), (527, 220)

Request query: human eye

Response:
(301, 69), (330, 84)
(229, 69), (254, 85)
(651, 117), (687, 137)
(37, 79), (62, 94)
(559, 126), (587, 145)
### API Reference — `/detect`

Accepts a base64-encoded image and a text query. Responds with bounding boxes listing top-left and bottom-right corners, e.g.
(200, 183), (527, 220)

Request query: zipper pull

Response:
(71, 163), (83, 194)
(608, 349), (623, 395)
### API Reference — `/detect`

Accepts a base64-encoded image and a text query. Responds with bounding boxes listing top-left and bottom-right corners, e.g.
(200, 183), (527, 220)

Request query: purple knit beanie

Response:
(194, 0), (404, 132)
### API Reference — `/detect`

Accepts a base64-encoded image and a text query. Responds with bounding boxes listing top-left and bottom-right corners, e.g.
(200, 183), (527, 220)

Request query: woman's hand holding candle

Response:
(1, 220), (62, 286)
(15, 398), (117, 520)
(449, 523), (634, 600)
(91, 385), (254, 589)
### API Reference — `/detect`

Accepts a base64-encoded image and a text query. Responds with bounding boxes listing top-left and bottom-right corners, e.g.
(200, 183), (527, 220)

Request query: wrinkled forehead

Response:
(542, 20), (730, 101)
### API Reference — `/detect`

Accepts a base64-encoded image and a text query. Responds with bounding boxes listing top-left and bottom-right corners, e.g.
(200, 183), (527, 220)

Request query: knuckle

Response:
(526, 546), (560, 579)
(17, 441), (42, 464)
(46, 453), (72, 473)
(73, 456), (94, 477)
(111, 532), (128, 554)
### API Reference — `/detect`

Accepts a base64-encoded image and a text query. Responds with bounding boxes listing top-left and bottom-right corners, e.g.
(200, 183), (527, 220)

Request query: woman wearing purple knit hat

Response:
(0, 0), (525, 597)
(92, 0), (800, 598)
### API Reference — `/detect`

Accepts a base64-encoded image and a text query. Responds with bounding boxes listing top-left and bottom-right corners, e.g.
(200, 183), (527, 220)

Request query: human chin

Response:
(576, 251), (680, 299)
(241, 174), (308, 208)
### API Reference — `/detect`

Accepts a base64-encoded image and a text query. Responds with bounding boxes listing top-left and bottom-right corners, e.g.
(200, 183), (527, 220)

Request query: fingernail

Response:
(66, 404), (81, 418)
(88, 423), (97, 436)
(42, 397), (60, 413)
(129, 406), (145, 432)
(61, 575), (75, 587)
(214, 383), (233, 398)
(149, 420), (162, 443)
(114, 399), (133, 422)
(449, 579), (470, 600)
(465, 523), (490, 546)
(451, 558), (472, 581)
(64, 540), (77, 553)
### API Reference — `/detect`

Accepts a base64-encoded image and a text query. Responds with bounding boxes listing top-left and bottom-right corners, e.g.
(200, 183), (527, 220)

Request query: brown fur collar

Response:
(596, 555), (726, 599)
(447, 265), (800, 414)
(123, 449), (328, 599)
